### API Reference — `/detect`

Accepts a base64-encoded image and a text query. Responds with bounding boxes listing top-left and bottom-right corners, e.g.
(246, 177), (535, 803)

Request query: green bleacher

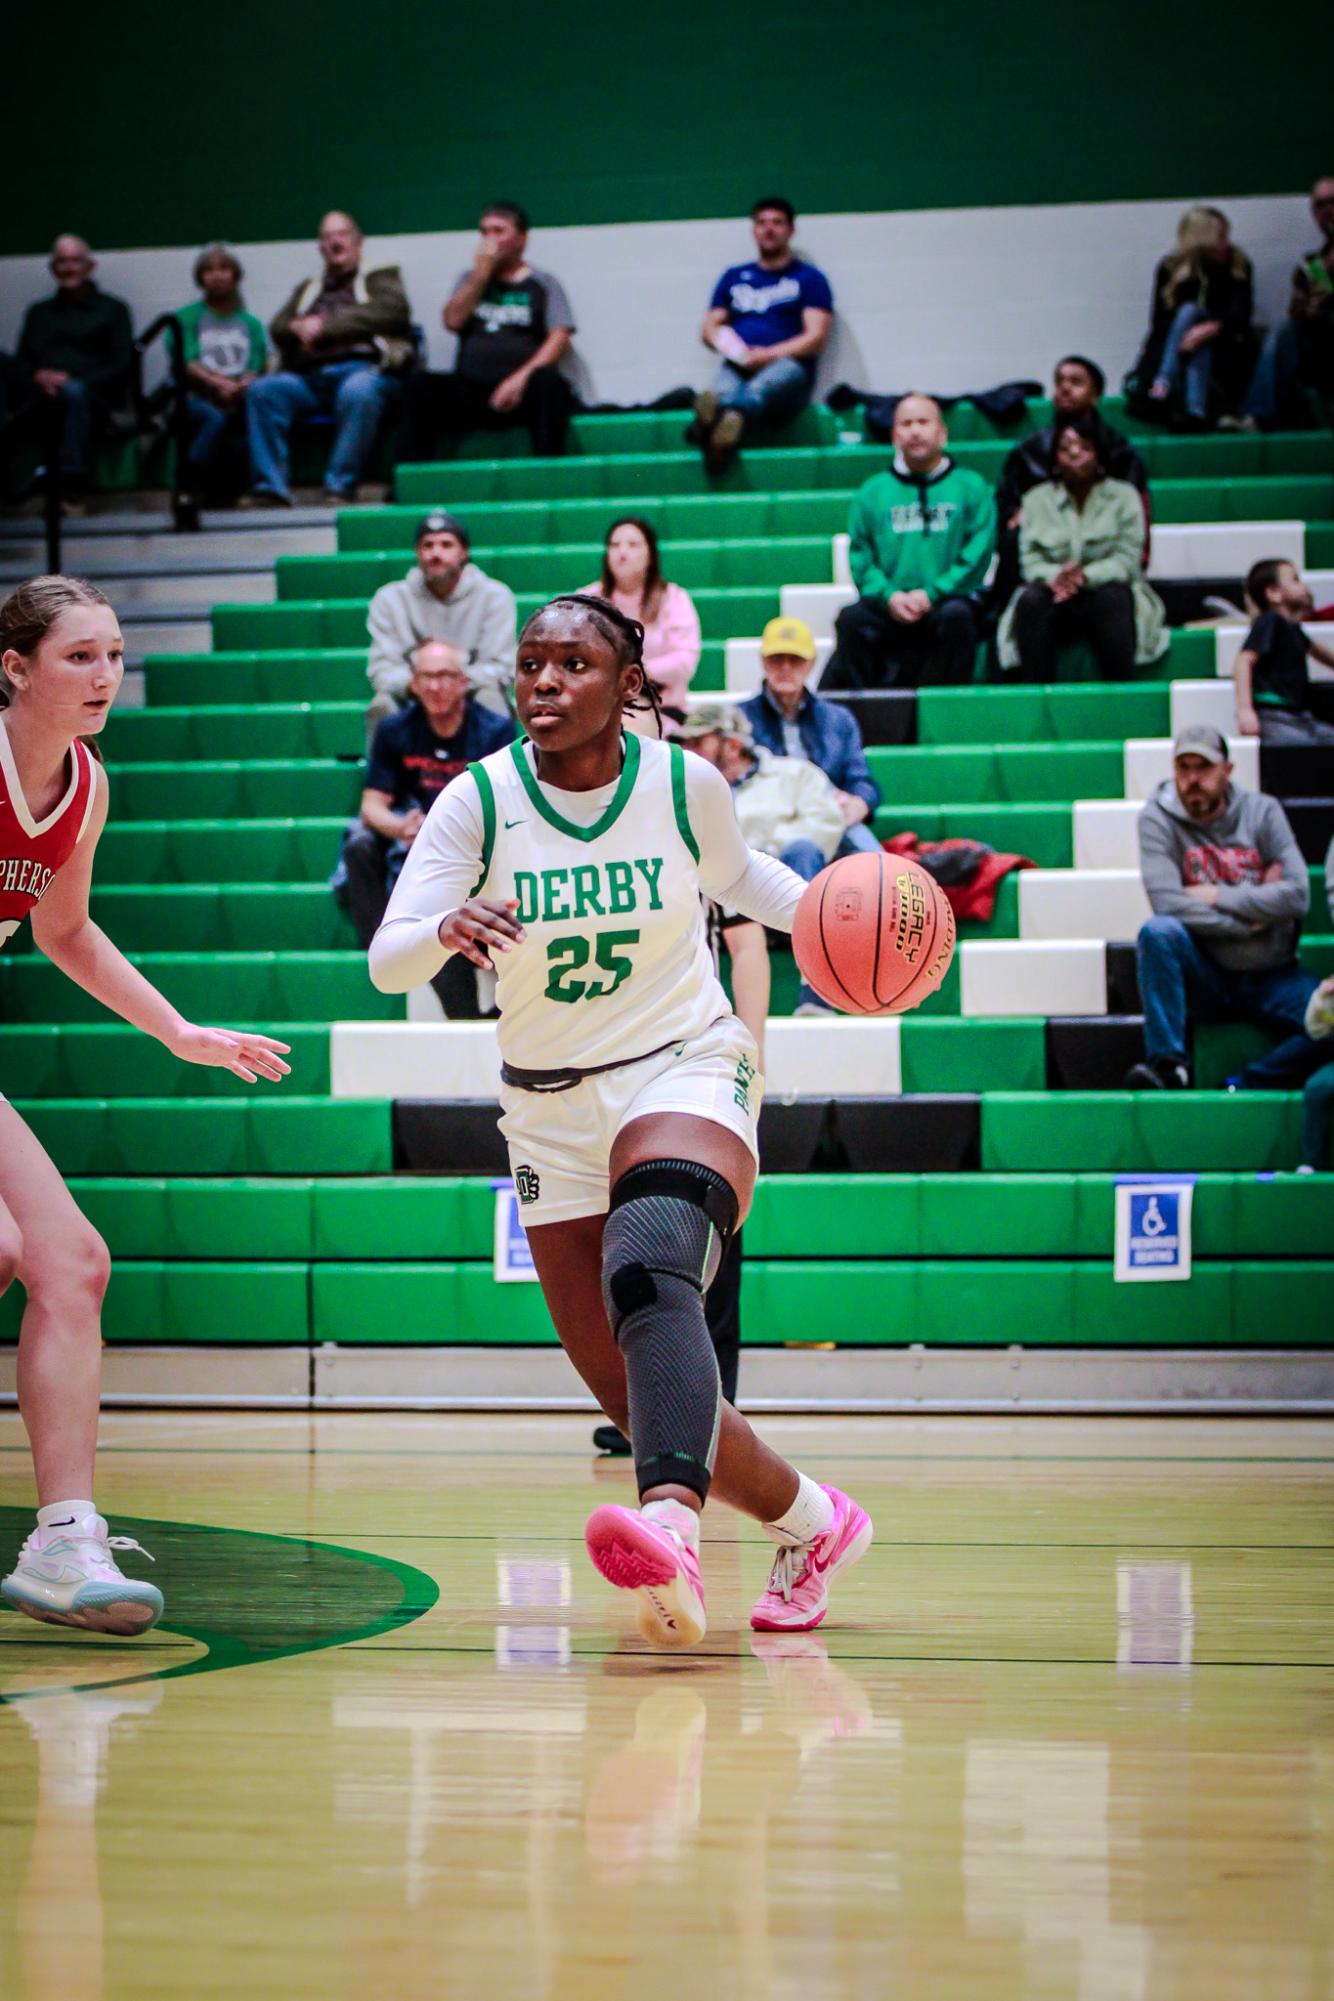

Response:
(5, 404), (1332, 1359)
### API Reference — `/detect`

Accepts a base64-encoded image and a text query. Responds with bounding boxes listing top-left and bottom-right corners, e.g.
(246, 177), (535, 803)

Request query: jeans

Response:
(1302, 1062), (1334, 1169)
(1257, 705), (1334, 747)
(779, 838), (830, 1008)
(823, 593), (981, 689)
(247, 361), (397, 499)
(1155, 302), (1214, 419)
(336, 821), (482, 1017)
(1010, 580), (1137, 681)
(711, 357), (811, 427)
(1242, 319), (1302, 424)
(837, 821), (881, 857)
(1136, 913), (1317, 1064)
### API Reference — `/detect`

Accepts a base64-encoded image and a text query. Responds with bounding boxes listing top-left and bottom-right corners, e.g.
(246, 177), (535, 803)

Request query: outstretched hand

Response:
(171, 1024), (293, 1084)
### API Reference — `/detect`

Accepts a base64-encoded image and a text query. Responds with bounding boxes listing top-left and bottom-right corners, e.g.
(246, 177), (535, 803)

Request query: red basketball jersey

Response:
(0, 719), (97, 950)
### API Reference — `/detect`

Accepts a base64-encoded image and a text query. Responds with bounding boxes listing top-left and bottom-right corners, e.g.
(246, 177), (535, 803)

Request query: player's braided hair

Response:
(519, 593), (664, 732)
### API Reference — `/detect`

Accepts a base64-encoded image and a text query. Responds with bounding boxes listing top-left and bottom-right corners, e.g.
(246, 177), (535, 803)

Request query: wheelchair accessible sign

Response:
(1114, 1176), (1195, 1283)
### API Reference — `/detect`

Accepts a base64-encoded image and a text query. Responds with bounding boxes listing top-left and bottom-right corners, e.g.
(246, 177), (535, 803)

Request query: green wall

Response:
(6, 0), (1325, 254)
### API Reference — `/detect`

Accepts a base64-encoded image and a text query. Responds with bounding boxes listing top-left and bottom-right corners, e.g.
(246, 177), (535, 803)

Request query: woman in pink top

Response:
(583, 517), (701, 719)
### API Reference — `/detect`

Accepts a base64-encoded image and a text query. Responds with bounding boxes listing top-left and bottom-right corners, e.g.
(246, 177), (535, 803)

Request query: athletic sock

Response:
(642, 1498), (700, 1548)
(763, 1473), (835, 1548)
(36, 1499), (97, 1534)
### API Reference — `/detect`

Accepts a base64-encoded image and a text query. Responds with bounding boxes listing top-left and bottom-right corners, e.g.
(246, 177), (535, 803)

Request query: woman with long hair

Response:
(581, 517), (701, 722)
(369, 593), (871, 1649)
(0, 575), (290, 1634)
(1129, 205), (1255, 427)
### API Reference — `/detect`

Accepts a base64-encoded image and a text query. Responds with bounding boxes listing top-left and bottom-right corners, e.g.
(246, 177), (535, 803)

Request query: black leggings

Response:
(1010, 580), (1137, 680)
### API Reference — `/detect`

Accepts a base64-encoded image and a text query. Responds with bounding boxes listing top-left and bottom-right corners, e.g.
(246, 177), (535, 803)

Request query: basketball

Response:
(791, 851), (956, 1015)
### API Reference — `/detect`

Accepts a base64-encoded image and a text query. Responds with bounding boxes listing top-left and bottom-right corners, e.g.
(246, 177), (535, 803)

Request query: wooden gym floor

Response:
(0, 1410), (1331, 2000)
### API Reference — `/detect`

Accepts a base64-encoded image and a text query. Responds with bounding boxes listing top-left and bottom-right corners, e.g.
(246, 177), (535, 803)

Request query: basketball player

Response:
(370, 595), (872, 1648)
(0, 576), (291, 1634)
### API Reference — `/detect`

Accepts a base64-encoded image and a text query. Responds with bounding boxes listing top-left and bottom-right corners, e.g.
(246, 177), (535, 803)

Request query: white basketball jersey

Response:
(471, 734), (730, 1071)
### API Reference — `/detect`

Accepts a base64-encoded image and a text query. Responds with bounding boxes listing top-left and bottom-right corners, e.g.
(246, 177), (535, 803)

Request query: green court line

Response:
(0, 1507), (438, 1705)
(4, 1446), (1331, 1465)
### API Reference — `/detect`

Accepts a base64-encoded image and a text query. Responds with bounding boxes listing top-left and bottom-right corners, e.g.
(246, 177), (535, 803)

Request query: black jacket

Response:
(996, 419), (1147, 526)
(17, 284), (134, 401)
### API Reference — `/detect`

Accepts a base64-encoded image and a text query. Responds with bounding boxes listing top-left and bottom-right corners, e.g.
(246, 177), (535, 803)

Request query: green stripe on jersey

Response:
(509, 731), (641, 843)
(669, 741), (700, 862)
(469, 760), (496, 895)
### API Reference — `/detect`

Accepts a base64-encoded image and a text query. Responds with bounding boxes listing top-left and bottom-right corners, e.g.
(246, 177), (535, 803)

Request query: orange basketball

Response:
(791, 851), (956, 1015)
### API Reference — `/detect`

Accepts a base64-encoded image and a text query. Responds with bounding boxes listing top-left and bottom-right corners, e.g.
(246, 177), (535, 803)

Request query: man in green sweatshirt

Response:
(15, 236), (134, 503)
(822, 395), (995, 688)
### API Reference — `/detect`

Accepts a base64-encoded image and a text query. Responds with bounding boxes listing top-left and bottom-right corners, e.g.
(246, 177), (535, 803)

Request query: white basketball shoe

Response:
(3, 1511), (164, 1636)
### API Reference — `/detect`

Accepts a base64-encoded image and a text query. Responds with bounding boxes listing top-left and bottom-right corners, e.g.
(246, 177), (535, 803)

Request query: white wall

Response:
(0, 193), (1311, 410)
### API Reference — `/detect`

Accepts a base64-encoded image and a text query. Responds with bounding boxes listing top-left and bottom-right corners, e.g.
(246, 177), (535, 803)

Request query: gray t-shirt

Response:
(450, 266), (575, 384)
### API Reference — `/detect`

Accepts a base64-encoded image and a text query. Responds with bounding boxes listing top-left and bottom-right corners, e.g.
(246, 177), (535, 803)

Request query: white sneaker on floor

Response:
(2, 1513), (164, 1636)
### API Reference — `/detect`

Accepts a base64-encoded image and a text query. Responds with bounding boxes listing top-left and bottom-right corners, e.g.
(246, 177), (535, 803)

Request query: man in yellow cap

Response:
(740, 615), (882, 857)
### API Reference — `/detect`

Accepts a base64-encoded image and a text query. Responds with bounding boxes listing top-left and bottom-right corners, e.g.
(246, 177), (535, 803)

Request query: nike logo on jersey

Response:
(504, 817), (526, 829)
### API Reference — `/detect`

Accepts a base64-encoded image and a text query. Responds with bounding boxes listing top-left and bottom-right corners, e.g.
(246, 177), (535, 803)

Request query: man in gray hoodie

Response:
(366, 511), (516, 729)
(1125, 723), (1315, 1089)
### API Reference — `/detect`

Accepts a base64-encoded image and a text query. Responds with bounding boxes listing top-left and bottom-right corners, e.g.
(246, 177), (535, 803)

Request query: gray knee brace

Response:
(602, 1159), (739, 1502)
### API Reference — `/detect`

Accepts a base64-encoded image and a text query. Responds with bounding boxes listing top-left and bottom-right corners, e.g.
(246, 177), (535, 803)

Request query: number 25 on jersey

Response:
(545, 929), (640, 1004)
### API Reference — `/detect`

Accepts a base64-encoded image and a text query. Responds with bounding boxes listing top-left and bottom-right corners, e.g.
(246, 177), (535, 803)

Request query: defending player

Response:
(369, 594), (872, 1648)
(0, 576), (291, 1635)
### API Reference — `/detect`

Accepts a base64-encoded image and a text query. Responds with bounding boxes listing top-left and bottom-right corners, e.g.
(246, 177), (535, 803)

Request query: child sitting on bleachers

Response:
(1234, 558), (1334, 746)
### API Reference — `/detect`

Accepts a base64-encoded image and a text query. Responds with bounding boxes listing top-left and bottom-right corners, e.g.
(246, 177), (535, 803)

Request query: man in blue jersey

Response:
(694, 198), (833, 473)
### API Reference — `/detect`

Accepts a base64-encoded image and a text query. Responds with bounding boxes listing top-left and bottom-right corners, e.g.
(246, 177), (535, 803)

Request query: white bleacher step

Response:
(330, 1015), (903, 1101)
(11, 568), (275, 612)
(1124, 736), (1259, 799)
(960, 940), (1106, 1017)
(0, 503), (335, 541)
(724, 636), (834, 694)
(1214, 623), (1334, 680)
(1171, 680), (1237, 736)
(1073, 798), (1141, 869)
(1019, 869), (1149, 942)
(832, 533), (852, 588)
(117, 615), (212, 661)
(779, 583), (854, 639)
(1147, 521), (1305, 580)
(0, 528), (333, 579)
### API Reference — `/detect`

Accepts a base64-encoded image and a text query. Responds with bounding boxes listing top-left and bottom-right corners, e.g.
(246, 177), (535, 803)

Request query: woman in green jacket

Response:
(997, 417), (1167, 679)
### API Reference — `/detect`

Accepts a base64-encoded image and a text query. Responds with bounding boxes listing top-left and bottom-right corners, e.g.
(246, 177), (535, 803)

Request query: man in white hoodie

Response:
(366, 510), (516, 729)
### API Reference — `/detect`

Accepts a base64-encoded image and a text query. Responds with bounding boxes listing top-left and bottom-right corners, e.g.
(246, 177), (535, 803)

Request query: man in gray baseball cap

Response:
(364, 506), (516, 731)
(1124, 719), (1317, 1088)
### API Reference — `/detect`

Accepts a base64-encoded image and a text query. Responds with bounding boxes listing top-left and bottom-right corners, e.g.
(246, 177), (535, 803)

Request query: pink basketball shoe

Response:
(749, 1486), (872, 1633)
(585, 1502), (707, 1649)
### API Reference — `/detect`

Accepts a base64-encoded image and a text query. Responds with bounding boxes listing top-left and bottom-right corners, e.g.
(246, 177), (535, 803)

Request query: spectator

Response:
(676, 699), (844, 1012)
(1241, 178), (1334, 430)
(175, 245), (267, 504)
(246, 211), (412, 506)
(1225, 831), (1334, 1139)
(397, 202), (575, 465)
(997, 417), (1167, 680)
(821, 395), (994, 690)
(694, 197), (833, 474)
(14, 235), (133, 511)
(739, 615), (881, 855)
(1128, 206), (1255, 428)
(994, 356), (1149, 603)
(1124, 724), (1314, 1090)
(336, 639), (515, 1016)
(366, 510), (517, 729)
(1234, 558), (1334, 746)
(578, 517), (701, 719)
